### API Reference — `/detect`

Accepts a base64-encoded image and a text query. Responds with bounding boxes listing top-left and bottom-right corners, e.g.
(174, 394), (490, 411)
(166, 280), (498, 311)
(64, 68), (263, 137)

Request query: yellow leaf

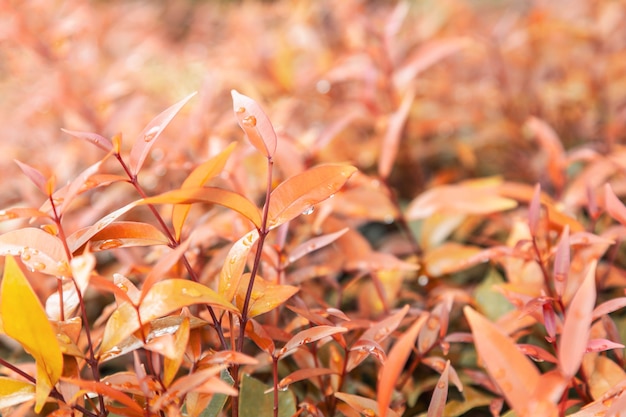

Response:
(0, 377), (36, 409)
(0, 255), (63, 413)
(218, 229), (259, 302)
(99, 279), (236, 355)
(173, 143), (237, 240)
(163, 317), (190, 387)
(235, 273), (299, 318)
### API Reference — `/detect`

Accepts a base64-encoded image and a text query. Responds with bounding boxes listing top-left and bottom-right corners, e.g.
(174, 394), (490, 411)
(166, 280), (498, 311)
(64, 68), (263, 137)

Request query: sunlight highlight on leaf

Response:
(0, 228), (69, 276)
(88, 221), (169, 251)
(219, 229), (260, 302)
(0, 376), (35, 409)
(0, 256), (63, 413)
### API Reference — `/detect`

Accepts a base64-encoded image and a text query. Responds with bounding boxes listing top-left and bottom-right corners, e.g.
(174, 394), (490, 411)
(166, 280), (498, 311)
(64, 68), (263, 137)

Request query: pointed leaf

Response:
(245, 319), (276, 355)
(231, 90), (277, 158)
(0, 228), (68, 276)
(141, 187), (261, 229)
(553, 225), (570, 297)
(163, 317), (190, 387)
(378, 87), (415, 179)
(129, 92), (197, 175)
(528, 183), (541, 236)
(336, 392), (399, 417)
(278, 368), (337, 390)
(406, 178), (517, 220)
(427, 360), (450, 417)
(14, 160), (48, 193)
(61, 128), (113, 152)
(464, 306), (540, 416)
(585, 339), (625, 353)
(173, 143), (237, 240)
(140, 238), (192, 302)
(593, 297), (626, 320)
(0, 256), (63, 413)
(559, 260), (597, 378)
(287, 228), (349, 264)
(235, 273), (298, 318)
(0, 207), (49, 222)
(88, 221), (169, 251)
(604, 183), (626, 226)
(525, 117), (566, 191)
(361, 304), (410, 344)
(267, 164), (357, 229)
(219, 229), (259, 302)
(63, 378), (143, 414)
(100, 279), (236, 354)
(378, 313), (427, 417)
(279, 325), (348, 357)
(0, 377), (35, 409)
(67, 200), (140, 252)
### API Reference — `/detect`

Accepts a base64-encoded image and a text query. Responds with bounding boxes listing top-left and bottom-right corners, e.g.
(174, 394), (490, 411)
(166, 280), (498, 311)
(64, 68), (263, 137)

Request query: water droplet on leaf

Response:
(236, 107), (246, 114)
(144, 126), (160, 142)
(302, 206), (315, 215)
(0, 210), (17, 220)
(242, 115), (257, 127)
(99, 239), (124, 250)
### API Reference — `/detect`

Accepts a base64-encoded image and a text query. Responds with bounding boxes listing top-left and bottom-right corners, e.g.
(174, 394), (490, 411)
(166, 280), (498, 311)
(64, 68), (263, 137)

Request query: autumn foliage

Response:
(2, 0), (626, 416)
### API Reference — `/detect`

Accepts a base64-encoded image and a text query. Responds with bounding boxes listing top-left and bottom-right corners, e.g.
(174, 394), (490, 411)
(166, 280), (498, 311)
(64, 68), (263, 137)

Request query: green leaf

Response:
(0, 255), (63, 413)
(198, 368), (235, 417)
(239, 374), (296, 417)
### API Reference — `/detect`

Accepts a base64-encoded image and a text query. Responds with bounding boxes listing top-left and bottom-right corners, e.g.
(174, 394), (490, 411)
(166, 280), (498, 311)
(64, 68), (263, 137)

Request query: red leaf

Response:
(604, 183), (626, 226)
(528, 183), (541, 236)
(378, 87), (416, 180)
(278, 368), (337, 390)
(559, 260), (597, 378)
(231, 90), (277, 158)
(279, 326), (348, 357)
(62, 378), (143, 414)
(129, 92), (197, 175)
(553, 225), (570, 297)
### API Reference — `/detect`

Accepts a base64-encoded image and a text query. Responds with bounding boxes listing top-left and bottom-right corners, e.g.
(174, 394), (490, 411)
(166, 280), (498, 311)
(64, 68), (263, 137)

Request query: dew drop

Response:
(242, 115), (257, 127)
(99, 239), (124, 250)
(236, 106), (246, 114)
(182, 287), (202, 298)
(363, 408), (376, 417)
(144, 126), (160, 142)
(302, 206), (315, 216)
(417, 275), (429, 286)
(500, 381), (513, 393)
(383, 215), (395, 224)
(427, 316), (440, 330)
(0, 210), (18, 220)
(437, 380), (446, 389)
(32, 262), (46, 271)
(554, 273), (566, 282)
(494, 368), (506, 379)
(21, 251), (32, 261)
(57, 333), (72, 344)
(116, 283), (128, 292)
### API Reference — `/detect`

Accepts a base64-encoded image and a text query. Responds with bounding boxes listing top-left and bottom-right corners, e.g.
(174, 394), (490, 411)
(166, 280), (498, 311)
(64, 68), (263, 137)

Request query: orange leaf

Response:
(163, 317), (189, 387)
(129, 92), (197, 175)
(88, 221), (169, 251)
(99, 279), (236, 355)
(140, 238), (192, 303)
(141, 187), (262, 229)
(231, 90), (277, 158)
(604, 183), (626, 226)
(218, 229), (259, 302)
(267, 164), (357, 229)
(278, 368), (337, 390)
(245, 319), (275, 355)
(377, 313), (428, 417)
(422, 242), (483, 277)
(172, 143), (237, 240)
(0, 228), (69, 276)
(287, 228), (348, 265)
(406, 177), (517, 220)
(559, 260), (597, 378)
(0, 256), (63, 413)
(525, 117), (566, 191)
(427, 360), (450, 417)
(62, 378), (143, 414)
(14, 160), (48, 194)
(235, 273), (298, 318)
(464, 306), (540, 416)
(378, 87), (416, 180)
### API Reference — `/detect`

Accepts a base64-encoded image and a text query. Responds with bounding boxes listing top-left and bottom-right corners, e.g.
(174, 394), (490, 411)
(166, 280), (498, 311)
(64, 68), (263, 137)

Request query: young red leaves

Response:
(231, 90), (277, 158)
(0, 255), (63, 413)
